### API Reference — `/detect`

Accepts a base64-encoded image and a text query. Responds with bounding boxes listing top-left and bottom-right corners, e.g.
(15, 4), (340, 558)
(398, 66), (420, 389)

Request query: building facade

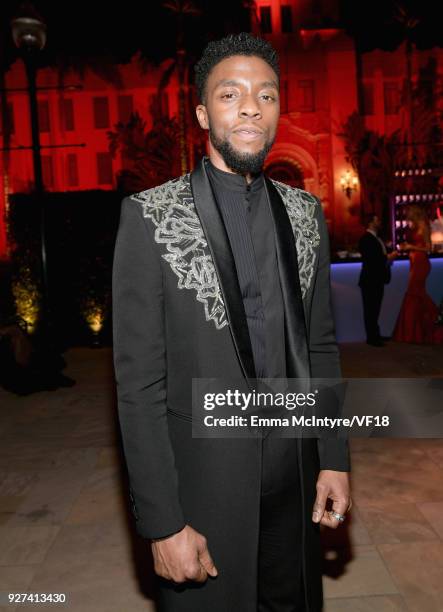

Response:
(1, 0), (442, 258)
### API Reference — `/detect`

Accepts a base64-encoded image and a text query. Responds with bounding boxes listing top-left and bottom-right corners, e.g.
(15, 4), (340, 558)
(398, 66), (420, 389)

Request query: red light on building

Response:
(1, 0), (443, 258)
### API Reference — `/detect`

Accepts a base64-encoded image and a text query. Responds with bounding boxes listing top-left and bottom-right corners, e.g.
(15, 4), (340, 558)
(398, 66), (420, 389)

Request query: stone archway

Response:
(265, 141), (320, 195)
(265, 159), (305, 188)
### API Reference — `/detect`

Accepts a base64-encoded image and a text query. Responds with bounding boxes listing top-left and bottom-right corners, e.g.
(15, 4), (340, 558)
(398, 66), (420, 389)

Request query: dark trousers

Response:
(360, 282), (384, 342)
(257, 436), (304, 612)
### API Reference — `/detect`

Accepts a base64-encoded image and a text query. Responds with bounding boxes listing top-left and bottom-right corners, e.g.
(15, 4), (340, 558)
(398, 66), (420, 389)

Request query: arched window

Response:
(265, 161), (304, 189)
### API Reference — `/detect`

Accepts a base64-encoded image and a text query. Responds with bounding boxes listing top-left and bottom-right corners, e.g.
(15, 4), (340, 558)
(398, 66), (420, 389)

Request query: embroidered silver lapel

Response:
(130, 175), (228, 330)
(130, 175), (320, 330)
(271, 180), (320, 298)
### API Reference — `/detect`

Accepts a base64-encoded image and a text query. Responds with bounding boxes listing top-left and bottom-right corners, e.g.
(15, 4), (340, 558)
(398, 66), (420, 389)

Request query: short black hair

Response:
(194, 32), (280, 103)
(362, 212), (377, 227)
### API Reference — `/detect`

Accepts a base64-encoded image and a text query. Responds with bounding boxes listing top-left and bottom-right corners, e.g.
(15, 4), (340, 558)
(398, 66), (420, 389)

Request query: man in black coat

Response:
(358, 213), (396, 347)
(112, 33), (351, 611)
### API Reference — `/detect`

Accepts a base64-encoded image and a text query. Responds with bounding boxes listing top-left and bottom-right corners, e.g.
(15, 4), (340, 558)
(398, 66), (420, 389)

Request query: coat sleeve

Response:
(309, 198), (351, 472)
(112, 196), (186, 539)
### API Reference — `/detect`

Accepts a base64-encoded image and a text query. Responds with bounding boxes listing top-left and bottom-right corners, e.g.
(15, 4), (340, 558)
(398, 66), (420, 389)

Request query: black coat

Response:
(112, 158), (350, 612)
(358, 231), (391, 287)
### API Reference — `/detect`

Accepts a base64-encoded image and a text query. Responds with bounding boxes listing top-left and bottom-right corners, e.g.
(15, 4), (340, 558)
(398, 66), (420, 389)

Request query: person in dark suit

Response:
(112, 33), (351, 612)
(358, 213), (396, 347)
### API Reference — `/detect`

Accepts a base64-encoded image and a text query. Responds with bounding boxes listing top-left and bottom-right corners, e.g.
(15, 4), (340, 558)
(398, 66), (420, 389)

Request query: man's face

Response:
(372, 215), (381, 231)
(196, 54), (280, 175)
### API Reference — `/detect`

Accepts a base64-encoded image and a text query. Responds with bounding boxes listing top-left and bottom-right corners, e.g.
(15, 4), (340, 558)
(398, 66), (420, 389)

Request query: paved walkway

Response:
(0, 342), (442, 611)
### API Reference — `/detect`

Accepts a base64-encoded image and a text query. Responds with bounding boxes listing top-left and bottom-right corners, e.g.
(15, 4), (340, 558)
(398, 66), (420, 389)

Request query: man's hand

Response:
(312, 470), (351, 529)
(151, 524), (218, 583)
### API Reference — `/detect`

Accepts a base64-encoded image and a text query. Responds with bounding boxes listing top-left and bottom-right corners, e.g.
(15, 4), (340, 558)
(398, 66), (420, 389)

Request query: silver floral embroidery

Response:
(130, 175), (228, 330)
(130, 174), (320, 330)
(271, 180), (320, 298)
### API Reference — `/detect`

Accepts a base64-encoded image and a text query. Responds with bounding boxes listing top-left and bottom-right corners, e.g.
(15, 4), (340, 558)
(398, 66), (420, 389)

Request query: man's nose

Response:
(238, 94), (262, 119)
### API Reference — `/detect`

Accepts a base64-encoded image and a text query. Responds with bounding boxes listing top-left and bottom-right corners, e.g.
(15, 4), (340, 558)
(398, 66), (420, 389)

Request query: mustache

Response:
(231, 124), (265, 135)
(208, 124), (273, 147)
(208, 125), (275, 175)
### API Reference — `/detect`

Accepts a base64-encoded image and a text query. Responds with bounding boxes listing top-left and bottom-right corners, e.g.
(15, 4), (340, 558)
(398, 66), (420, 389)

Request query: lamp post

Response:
(11, 8), (50, 337)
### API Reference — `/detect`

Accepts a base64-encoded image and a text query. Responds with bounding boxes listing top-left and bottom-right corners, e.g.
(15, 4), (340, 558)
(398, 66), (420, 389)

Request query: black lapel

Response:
(190, 158), (256, 380)
(264, 177), (311, 379)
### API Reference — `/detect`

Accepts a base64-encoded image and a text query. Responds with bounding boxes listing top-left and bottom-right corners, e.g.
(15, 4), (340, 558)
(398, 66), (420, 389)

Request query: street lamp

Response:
(11, 14), (47, 51)
(11, 6), (50, 336)
(11, 11), (46, 195)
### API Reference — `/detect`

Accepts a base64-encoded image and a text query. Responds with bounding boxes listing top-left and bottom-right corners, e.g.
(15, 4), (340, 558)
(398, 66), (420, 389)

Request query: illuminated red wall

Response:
(1, 0), (442, 259)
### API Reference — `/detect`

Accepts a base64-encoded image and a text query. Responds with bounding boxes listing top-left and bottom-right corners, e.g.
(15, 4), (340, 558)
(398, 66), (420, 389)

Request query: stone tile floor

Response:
(0, 342), (442, 611)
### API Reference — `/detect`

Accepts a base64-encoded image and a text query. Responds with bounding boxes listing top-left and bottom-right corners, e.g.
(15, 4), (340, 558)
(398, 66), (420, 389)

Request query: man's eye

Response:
(221, 92), (236, 99)
(261, 94), (275, 101)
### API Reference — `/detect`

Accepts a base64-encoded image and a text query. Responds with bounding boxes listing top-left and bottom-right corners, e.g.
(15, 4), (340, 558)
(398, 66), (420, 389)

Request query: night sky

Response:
(340, 0), (443, 52)
(0, 1), (442, 71)
(1, 0), (251, 71)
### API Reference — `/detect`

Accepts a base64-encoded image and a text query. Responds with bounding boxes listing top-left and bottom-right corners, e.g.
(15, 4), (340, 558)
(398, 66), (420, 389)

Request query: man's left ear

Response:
(196, 104), (209, 130)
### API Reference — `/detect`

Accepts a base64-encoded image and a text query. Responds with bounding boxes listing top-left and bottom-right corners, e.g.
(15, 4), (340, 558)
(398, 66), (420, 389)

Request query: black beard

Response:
(208, 125), (274, 176)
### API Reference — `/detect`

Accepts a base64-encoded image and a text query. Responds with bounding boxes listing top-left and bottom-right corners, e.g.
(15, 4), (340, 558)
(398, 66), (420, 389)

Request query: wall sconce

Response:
(340, 170), (359, 199)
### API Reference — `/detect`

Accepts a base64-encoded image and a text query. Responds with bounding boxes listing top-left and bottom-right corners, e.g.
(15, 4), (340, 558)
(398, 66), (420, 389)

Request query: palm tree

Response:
(339, 112), (405, 225)
(107, 110), (182, 193)
(391, 1), (420, 162)
(409, 58), (443, 169)
(162, 0), (201, 174)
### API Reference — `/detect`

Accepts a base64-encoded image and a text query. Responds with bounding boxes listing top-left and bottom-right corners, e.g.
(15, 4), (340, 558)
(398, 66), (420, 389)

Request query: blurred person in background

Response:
(394, 204), (443, 344)
(358, 213), (396, 347)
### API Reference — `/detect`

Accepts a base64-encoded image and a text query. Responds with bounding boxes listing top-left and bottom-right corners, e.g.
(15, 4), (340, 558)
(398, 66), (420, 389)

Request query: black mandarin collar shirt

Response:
(205, 158), (264, 196)
(205, 158), (286, 379)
